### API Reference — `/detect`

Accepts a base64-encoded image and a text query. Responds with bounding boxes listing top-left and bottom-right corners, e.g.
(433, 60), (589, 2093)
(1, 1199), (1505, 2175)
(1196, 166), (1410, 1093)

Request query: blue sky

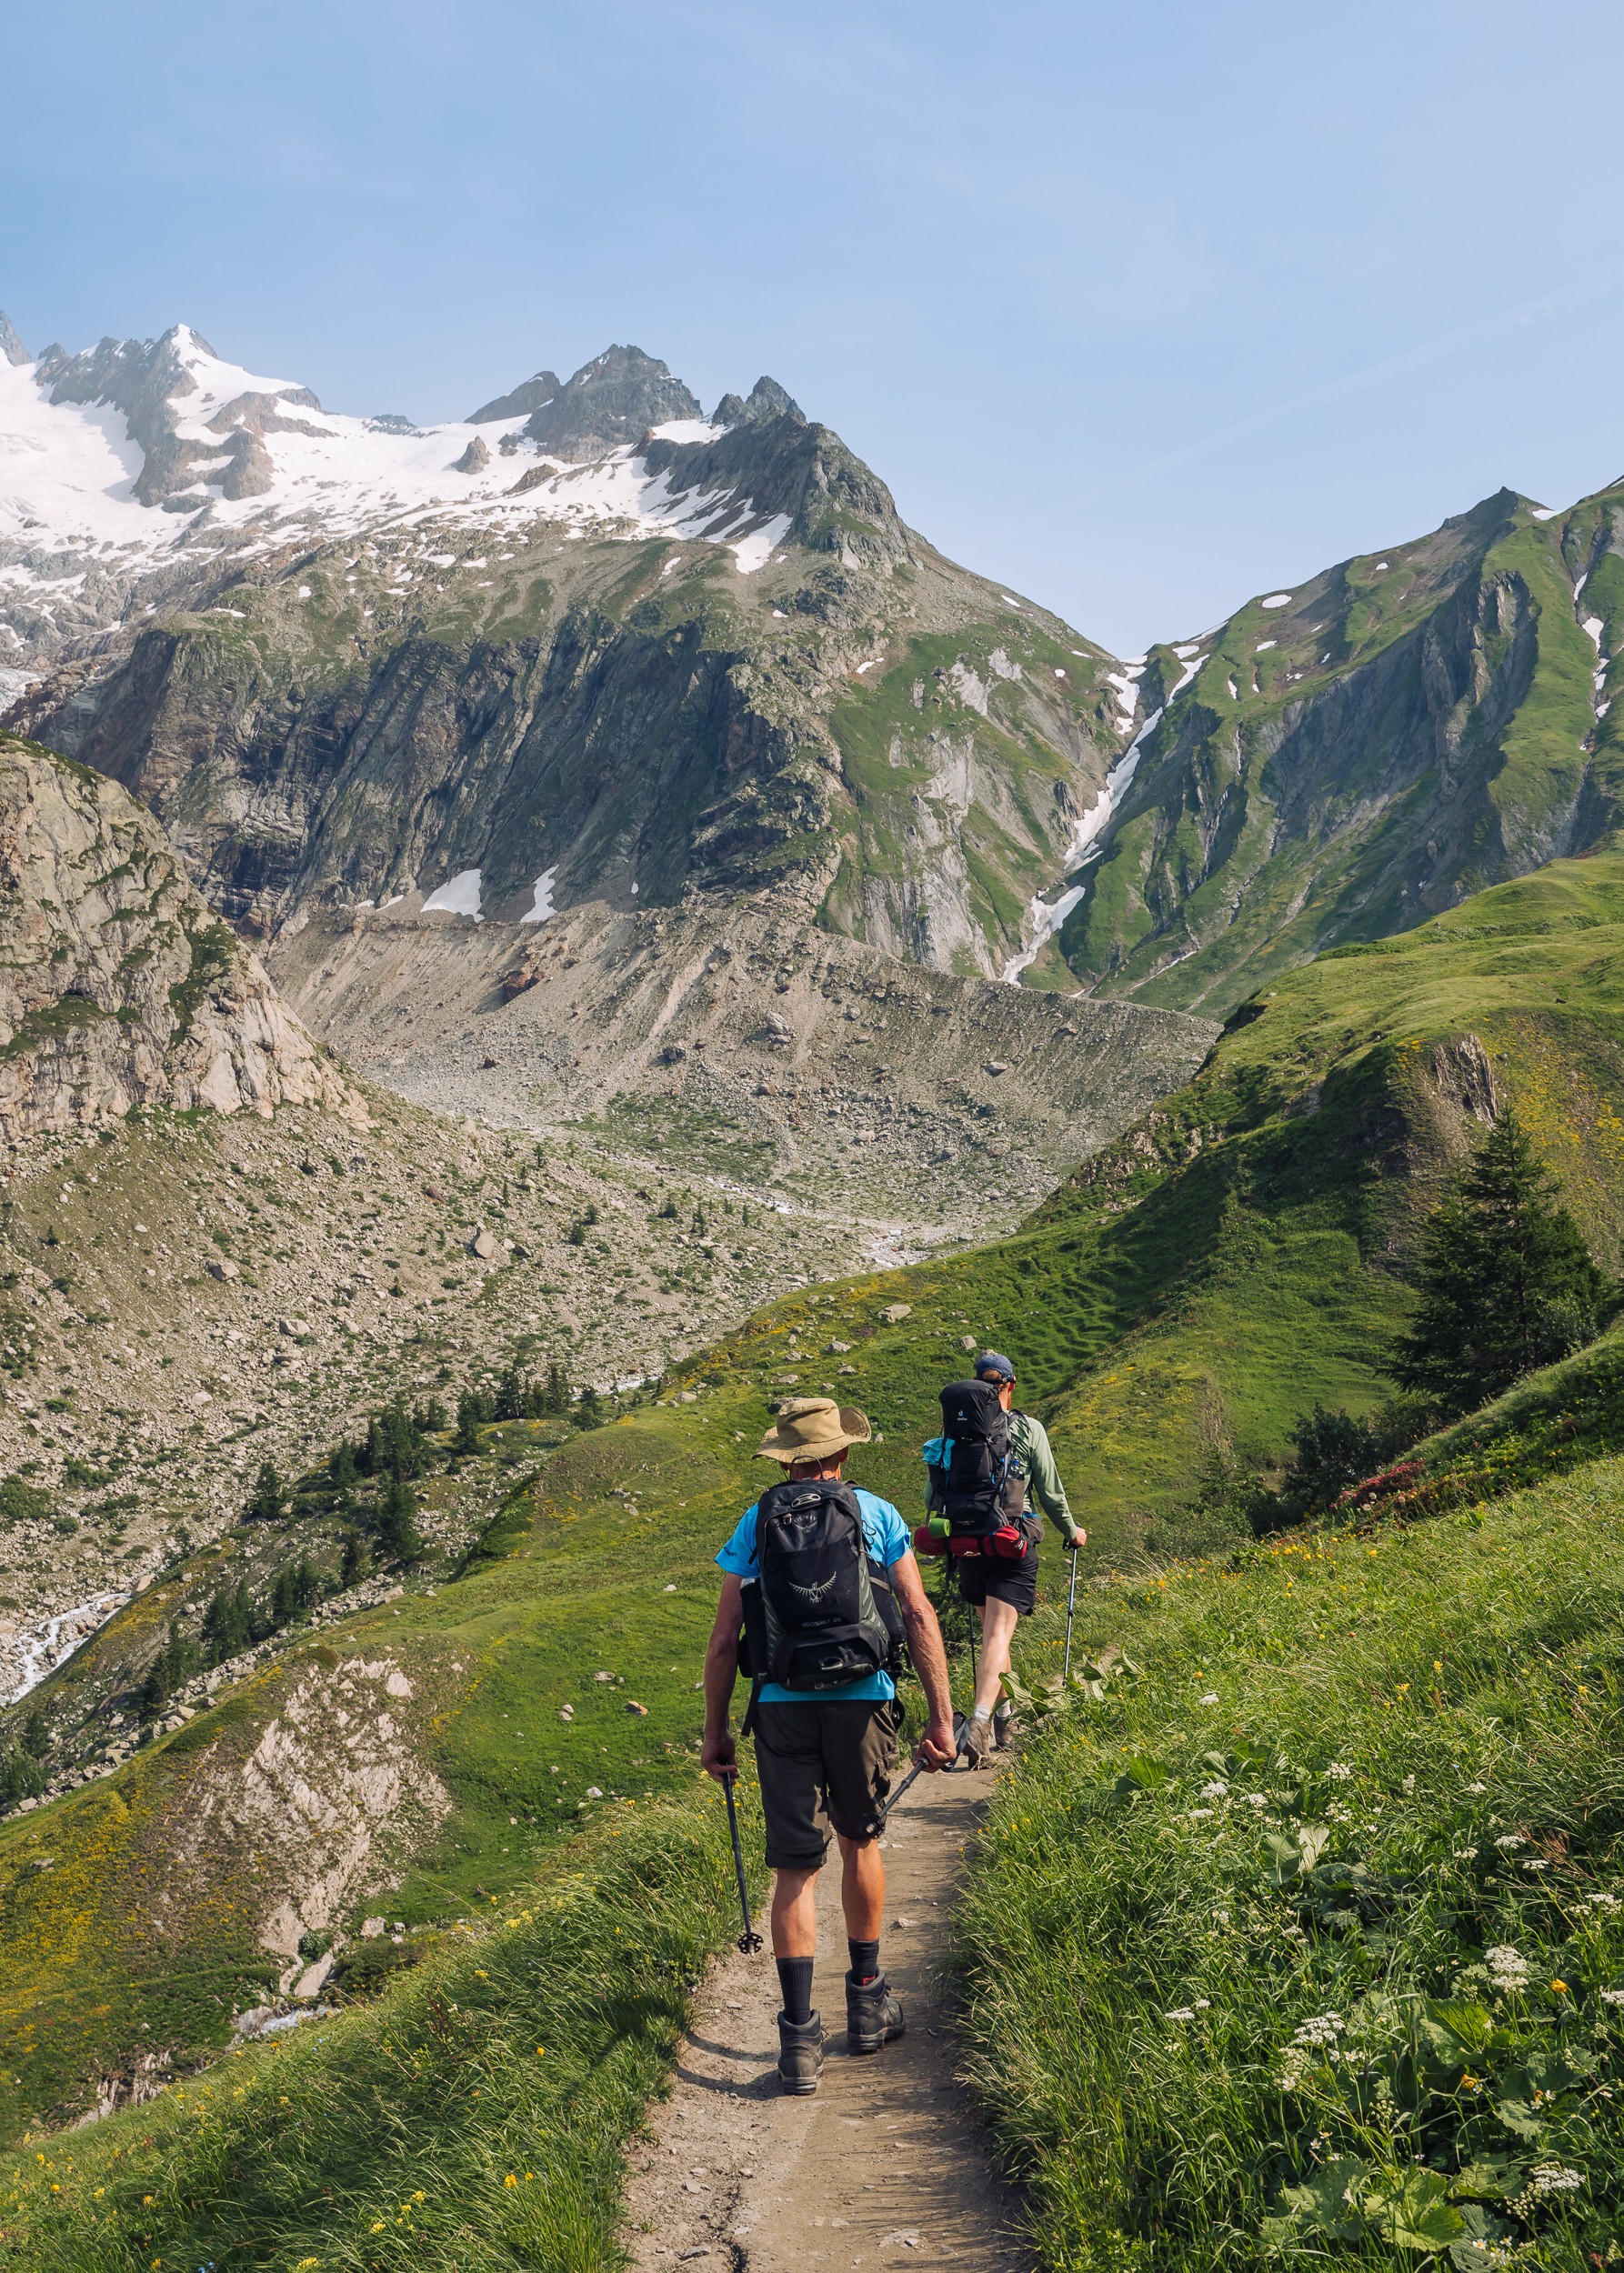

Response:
(5, 0), (1622, 654)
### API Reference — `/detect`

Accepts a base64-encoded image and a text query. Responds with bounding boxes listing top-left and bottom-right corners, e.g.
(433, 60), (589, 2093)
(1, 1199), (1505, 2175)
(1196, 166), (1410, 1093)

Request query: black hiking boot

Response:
(777, 2009), (824, 2095)
(846, 1971), (905, 2055)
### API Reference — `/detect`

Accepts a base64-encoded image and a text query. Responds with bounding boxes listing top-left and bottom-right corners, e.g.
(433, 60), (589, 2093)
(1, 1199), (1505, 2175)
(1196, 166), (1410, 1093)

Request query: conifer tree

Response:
(245, 1459), (286, 1525)
(451, 1392), (484, 1457)
(1388, 1108), (1611, 1414)
(375, 1474), (423, 1564)
(340, 1528), (368, 1588)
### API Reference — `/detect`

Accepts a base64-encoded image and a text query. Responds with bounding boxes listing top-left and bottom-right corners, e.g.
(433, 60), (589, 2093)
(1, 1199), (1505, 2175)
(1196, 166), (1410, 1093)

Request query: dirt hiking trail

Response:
(622, 1766), (1029, 2271)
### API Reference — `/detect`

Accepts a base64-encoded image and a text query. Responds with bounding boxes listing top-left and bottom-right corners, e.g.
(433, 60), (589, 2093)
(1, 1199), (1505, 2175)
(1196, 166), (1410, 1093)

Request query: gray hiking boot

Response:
(965, 1713), (997, 1769)
(993, 1700), (1018, 1749)
(777, 2010), (824, 2095)
(846, 1971), (905, 2055)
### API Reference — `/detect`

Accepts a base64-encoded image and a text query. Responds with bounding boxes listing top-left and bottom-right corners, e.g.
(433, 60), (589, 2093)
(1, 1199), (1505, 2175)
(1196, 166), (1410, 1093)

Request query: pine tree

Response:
(202, 1580), (254, 1666)
(573, 1385), (603, 1431)
(328, 1441), (359, 1491)
(1388, 1108), (1611, 1414)
(543, 1363), (570, 1416)
(375, 1475), (423, 1564)
(269, 1565), (300, 1627)
(245, 1459), (286, 1525)
(494, 1366), (526, 1423)
(451, 1392), (484, 1457)
(340, 1528), (368, 1588)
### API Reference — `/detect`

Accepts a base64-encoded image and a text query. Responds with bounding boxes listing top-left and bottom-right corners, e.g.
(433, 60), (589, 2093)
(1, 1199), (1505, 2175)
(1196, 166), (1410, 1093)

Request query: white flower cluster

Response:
(1291, 2012), (1344, 2048)
(1485, 1945), (1530, 1990)
(1599, 1988), (1624, 2006)
(1323, 1761), (1353, 1780)
(1198, 1693), (1219, 1706)
(1529, 2164), (1584, 2194)
(1494, 1833), (1527, 1851)
(1466, 1779), (1488, 1794)
(1588, 1892), (1620, 1911)
(1199, 1780), (1229, 1799)
(1243, 1792), (1268, 1810)
(1164, 2000), (1211, 2021)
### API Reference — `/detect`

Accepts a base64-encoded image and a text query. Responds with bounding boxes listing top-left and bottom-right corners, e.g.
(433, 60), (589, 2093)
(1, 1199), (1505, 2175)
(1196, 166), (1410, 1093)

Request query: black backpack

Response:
(929, 1379), (1027, 1537)
(740, 1477), (905, 1692)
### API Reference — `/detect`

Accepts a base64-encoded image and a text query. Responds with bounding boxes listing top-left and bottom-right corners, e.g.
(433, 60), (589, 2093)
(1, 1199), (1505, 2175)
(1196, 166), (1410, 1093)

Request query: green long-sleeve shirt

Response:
(1008, 1410), (1079, 1544)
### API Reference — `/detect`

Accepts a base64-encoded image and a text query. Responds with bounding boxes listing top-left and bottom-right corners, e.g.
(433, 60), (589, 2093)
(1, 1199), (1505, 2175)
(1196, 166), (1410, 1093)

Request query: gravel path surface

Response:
(622, 1764), (1028, 2271)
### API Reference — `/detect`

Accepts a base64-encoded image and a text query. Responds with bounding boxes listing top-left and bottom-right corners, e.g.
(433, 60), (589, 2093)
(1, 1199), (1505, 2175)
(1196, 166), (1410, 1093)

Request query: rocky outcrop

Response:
(452, 435), (489, 474)
(0, 311), (27, 367)
(0, 734), (363, 1145)
(520, 344), (701, 457)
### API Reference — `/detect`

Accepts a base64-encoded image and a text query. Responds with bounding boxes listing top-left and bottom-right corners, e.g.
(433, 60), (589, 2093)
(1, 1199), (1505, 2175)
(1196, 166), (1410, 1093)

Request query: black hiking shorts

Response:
(956, 1546), (1038, 1617)
(751, 1697), (903, 1870)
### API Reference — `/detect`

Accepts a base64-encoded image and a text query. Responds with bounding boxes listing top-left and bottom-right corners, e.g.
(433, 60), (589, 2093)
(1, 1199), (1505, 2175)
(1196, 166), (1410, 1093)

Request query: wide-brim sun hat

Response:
(755, 1396), (873, 1465)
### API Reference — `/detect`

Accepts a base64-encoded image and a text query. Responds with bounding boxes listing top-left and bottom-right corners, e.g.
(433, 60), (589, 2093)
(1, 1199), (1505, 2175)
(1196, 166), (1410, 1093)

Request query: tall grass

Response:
(0, 1788), (752, 2272)
(963, 1457), (1624, 2268)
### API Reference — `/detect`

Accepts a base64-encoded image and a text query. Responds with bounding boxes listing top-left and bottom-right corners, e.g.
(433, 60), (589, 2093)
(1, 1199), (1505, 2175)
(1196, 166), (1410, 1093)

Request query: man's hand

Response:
(701, 1732), (737, 1783)
(1065, 1530), (1087, 1552)
(916, 1717), (958, 1771)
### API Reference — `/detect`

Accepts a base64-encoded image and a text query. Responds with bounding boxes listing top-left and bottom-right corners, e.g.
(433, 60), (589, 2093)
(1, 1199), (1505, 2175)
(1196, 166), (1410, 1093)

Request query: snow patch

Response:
(1255, 639), (1277, 652)
(649, 418), (727, 445)
(1168, 656), (1207, 698)
(422, 869), (483, 921)
(518, 868), (557, 925)
(1260, 593), (1293, 608)
(1000, 707), (1162, 984)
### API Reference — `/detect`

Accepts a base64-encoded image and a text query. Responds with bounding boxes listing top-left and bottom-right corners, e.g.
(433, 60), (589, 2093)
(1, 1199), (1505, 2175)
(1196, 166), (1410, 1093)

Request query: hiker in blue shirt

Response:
(703, 1397), (956, 2097)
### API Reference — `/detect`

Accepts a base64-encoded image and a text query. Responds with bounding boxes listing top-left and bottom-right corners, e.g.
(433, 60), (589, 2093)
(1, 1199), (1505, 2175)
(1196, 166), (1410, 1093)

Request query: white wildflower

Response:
(1244, 1792), (1267, 1809)
(1324, 1761), (1353, 1780)
(1188, 1808), (1213, 1821)
(1199, 1694), (1219, 1706)
(1402, 1774), (1416, 1793)
(1165, 2007), (1197, 2021)
(1493, 1833), (1526, 1850)
(1210, 1908), (1230, 1926)
(1588, 1893), (1620, 1910)
(1529, 2165), (1584, 2194)
(1521, 1858), (1549, 1873)
(1199, 1781), (1229, 1799)
(1292, 2012), (1344, 2047)
(1454, 1847), (1479, 1862)
(1485, 1946), (1530, 1989)
(1599, 1988), (1624, 2005)
(1467, 1780), (1488, 1794)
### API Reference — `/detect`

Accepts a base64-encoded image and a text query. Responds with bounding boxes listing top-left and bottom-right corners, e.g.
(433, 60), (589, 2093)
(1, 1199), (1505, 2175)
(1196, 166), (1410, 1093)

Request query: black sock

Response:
(848, 1938), (880, 1984)
(776, 1956), (815, 2026)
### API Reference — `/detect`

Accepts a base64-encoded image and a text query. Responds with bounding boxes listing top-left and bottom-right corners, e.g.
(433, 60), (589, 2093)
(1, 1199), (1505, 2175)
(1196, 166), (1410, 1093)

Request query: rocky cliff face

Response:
(0, 734), (360, 1144)
(1060, 485), (1624, 1015)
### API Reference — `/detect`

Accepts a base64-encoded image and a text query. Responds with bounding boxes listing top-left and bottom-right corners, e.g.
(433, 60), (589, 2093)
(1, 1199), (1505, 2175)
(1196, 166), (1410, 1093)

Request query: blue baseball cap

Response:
(975, 1350), (1016, 1383)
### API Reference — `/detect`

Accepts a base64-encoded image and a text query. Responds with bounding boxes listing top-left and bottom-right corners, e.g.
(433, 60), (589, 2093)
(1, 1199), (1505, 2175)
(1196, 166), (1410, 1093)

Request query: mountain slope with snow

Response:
(1057, 484), (1624, 1015)
(1, 318), (1126, 976)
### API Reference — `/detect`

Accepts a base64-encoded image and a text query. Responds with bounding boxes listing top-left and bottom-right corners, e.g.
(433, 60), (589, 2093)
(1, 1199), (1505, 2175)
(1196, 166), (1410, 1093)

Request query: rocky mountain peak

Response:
(0, 734), (362, 1145)
(466, 366), (563, 424)
(712, 375), (806, 426)
(520, 344), (701, 458)
(0, 312), (27, 368)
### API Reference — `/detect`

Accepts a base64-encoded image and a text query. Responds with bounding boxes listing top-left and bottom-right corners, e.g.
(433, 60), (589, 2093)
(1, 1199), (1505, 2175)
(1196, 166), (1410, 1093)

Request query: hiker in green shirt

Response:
(957, 1351), (1084, 1763)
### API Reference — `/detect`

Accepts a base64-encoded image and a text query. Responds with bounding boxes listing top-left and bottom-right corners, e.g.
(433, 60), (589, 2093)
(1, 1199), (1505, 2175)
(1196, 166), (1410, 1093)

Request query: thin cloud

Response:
(1010, 273), (1623, 531)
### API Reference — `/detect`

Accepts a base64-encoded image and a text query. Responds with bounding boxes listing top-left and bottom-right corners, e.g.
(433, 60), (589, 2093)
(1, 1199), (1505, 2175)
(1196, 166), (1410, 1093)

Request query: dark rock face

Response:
(466, 367), (562, 424)
(22, 604), (835, 936)
(453, 436), (490, 474)
(0, 312), (28, 366)
(645, 413), (912, 570)
(520, 345), (701, 458)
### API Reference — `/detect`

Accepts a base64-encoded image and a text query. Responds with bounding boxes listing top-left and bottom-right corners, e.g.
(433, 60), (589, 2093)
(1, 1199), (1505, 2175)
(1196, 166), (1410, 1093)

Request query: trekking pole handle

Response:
(722, 1771), (763, 1955)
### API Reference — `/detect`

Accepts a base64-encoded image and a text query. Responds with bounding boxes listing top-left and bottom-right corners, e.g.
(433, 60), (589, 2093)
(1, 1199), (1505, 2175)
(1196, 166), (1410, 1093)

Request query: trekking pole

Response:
(1062, 1545), (1079, 1685)
(875, 1712), (969, 1828)
(722, 1772), (763, 1954)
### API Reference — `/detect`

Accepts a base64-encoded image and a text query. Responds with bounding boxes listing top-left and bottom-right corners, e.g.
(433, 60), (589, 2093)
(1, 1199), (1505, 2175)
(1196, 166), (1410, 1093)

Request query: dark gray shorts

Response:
(751, 1697), (903, 1870)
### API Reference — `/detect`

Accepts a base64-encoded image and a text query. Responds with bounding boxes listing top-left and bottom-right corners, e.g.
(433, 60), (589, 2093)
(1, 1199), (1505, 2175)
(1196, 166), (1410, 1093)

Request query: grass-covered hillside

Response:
(956, 1450), (1624, 2270)
(1063, 483), (1624, 1017)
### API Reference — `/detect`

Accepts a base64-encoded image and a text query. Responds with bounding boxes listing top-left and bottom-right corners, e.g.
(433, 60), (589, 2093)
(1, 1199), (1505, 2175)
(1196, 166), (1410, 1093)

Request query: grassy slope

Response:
(956, 1454), (1624, 2270)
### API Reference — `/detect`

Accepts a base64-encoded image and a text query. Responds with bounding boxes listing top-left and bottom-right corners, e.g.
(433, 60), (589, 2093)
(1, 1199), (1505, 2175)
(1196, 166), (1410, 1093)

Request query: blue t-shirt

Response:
(717, 1487), (913, 1702)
